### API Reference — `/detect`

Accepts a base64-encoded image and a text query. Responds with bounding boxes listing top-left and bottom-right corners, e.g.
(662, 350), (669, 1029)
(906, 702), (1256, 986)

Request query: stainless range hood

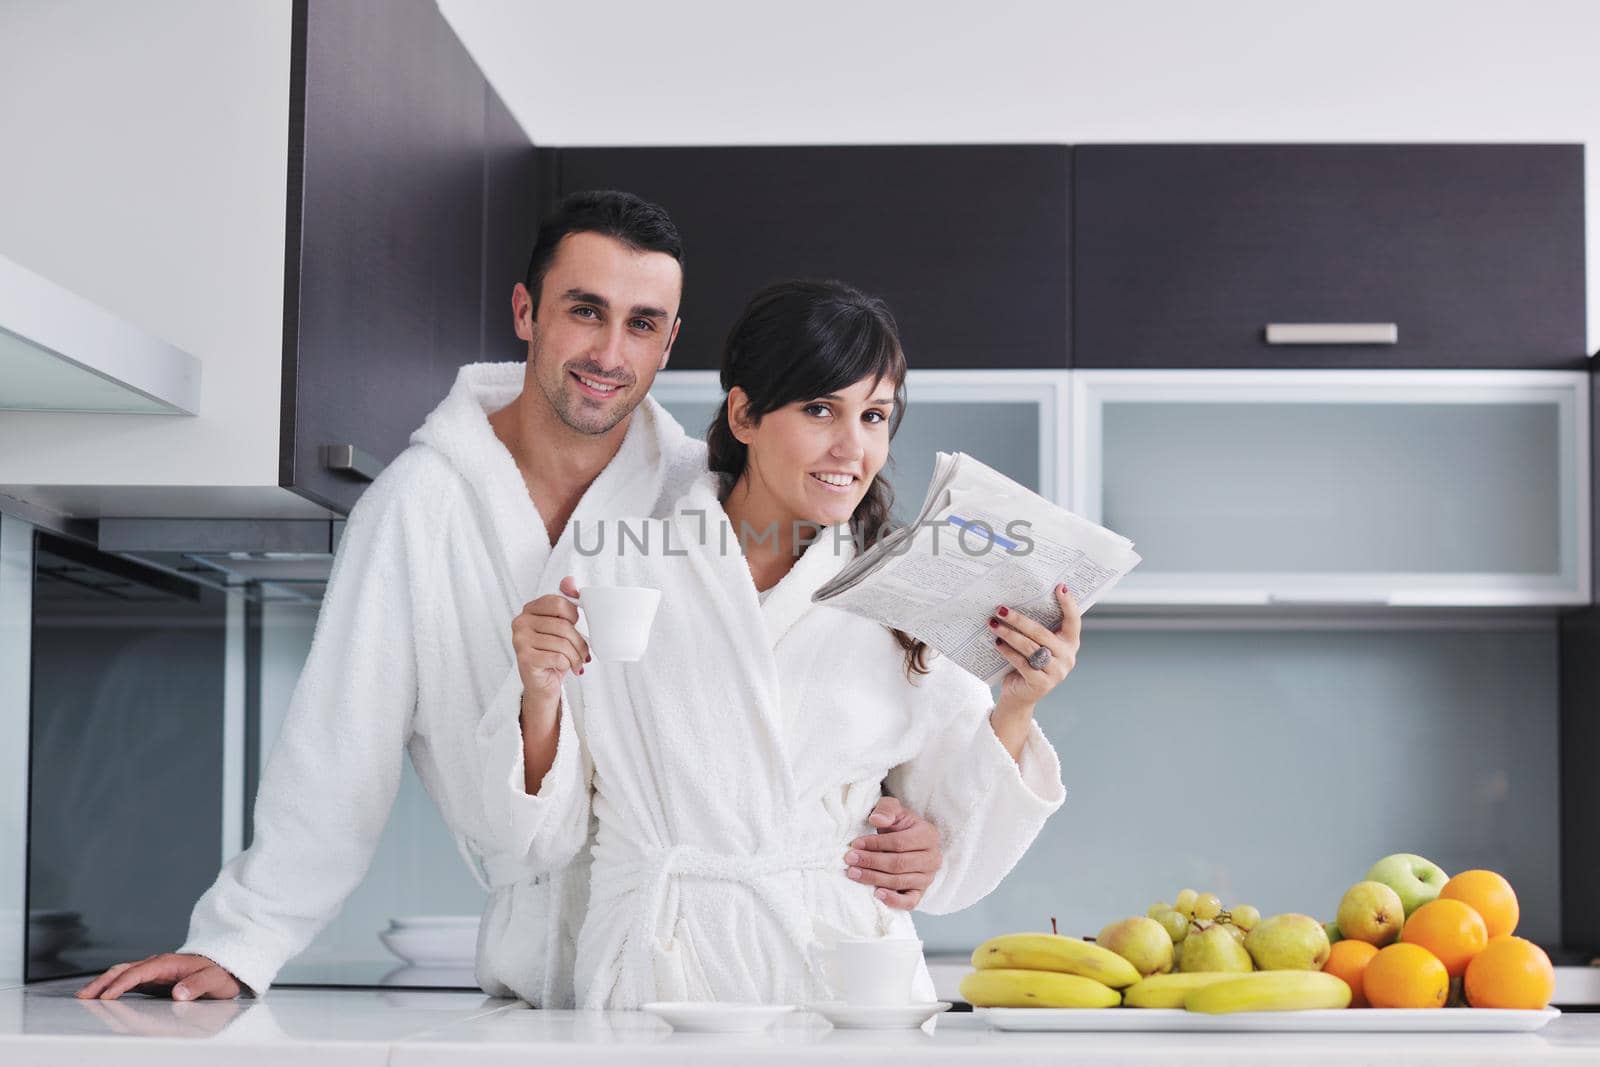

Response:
(0, 253), (202, 414)
(96, 518), (340, 603)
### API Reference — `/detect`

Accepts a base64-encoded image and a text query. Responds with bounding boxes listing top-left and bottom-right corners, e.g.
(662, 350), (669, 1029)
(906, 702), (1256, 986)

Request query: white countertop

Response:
(6, 978), (1600, 1065)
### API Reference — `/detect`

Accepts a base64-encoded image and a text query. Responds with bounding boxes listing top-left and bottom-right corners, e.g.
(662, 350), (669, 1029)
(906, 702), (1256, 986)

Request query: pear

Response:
(1178, 921), (1253, 973)
(1244, 913), (1331, 971)
(1336, 881), (1403, 947)
(1097, 916), (1175, 977)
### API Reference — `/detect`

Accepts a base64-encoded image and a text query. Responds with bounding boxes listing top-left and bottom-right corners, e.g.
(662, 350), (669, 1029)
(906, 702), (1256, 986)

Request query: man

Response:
(78, 191), (945, 1004)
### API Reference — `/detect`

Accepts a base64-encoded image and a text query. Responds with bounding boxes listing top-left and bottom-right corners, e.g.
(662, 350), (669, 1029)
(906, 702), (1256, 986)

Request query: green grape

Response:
(1174, 888), (1199, 918)
(1232, 904), (1261, 931)
(1147, 901), (1172, 919)
(1193, 892), (1222, 921)
(1223, 921), (1246, 943)
(1153, 908), (1189, 943)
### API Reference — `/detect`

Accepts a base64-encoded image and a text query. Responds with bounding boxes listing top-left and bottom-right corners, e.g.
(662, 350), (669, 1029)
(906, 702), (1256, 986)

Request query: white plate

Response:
(808, 1001), (950, 1029)
(378, 925), (477, 966)
(388, 914), (481, 929)
(641, 1002), (796, 1033)
(979, 1007), (1562, 1033)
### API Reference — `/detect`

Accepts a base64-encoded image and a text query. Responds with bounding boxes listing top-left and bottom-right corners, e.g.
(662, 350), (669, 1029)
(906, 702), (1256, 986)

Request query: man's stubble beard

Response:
(529, 327), (643, 437)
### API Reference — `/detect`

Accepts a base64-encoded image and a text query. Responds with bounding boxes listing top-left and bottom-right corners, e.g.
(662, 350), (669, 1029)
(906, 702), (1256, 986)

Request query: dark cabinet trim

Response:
(278, 0), (310, 493)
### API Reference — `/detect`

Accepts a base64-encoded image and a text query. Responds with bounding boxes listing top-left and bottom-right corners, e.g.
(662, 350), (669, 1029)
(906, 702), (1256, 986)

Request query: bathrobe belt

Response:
(592, 840), (843, 1002)
(478, 847), (548, 890)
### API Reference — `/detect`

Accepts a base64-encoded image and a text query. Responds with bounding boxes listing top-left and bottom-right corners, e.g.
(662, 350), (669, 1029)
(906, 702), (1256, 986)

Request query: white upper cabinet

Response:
(1070, 370), (1589, 607)
(651, 370), (1067, 524)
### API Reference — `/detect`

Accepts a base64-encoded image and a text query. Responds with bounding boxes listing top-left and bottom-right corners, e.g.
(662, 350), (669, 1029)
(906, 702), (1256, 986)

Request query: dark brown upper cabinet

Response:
(1072, 144), (1586, 369)
(554, 145), (1071, 371)
(281, 0), (538, 515)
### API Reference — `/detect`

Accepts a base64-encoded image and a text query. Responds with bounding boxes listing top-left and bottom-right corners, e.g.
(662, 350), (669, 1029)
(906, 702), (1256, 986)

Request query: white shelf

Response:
(0, 253), (201, 415)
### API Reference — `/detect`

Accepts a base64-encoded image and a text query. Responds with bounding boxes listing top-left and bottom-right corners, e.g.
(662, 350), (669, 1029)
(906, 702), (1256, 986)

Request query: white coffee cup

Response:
(578, 585), (661, 662)
(826, 937), (923, 1006)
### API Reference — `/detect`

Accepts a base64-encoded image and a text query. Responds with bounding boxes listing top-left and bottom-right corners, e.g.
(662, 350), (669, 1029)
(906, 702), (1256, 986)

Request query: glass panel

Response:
(1102, 402), (1560, 574)
(659, 396), (1042, 525)
(255, 601), (485, 985)
(27, 534), (225, 980)
(0, 516), (32, 985)
(657, 397), (721, 448)
(913, 624), (1561, 953)
(887, 401), (1041, 523)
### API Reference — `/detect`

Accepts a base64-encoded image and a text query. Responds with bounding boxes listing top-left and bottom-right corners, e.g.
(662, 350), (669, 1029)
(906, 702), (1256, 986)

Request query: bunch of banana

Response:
(1122, 972), (1239, 1009)
(971, 933), (1141, 988)
(1183, 970), (1352, 1013)
(961, 932), (1140, 1009)
(959, 968), (1122, 1009)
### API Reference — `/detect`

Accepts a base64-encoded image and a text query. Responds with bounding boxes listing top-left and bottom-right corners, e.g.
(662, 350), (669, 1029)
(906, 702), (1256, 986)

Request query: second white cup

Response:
(578, 585), (661, 662)
(829, 937), (924, 1006)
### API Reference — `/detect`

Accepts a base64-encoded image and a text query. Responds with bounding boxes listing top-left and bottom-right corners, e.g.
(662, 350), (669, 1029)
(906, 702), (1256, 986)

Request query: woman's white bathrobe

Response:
(512, 478), (1067, 1009)
(177, 362), (706, 1004)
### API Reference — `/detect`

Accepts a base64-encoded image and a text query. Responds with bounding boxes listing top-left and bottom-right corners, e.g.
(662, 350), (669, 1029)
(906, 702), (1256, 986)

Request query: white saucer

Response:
(807, 1001), (951, 1029)
(640, 1002), (796, 1033)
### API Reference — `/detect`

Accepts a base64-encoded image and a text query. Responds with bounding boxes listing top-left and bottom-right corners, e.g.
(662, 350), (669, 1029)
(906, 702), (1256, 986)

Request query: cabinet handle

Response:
(320, 444), (383, 482)
(1264, 323), (1398, 345)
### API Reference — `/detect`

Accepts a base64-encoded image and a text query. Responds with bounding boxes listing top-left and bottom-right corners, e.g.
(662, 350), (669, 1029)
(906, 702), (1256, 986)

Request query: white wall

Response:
(440, 0), (1599, 354)
(0, 1), (293, 493)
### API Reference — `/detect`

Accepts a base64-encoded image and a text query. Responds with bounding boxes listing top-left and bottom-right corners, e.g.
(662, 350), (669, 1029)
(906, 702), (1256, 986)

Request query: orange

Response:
(1440, 869), (1520, 940)
(1323, 939), (1380, 1008)
(1401, 899), (1489, 978)
(1363, 942), (1449, 1008)
(1464, 936), (1555, 1010)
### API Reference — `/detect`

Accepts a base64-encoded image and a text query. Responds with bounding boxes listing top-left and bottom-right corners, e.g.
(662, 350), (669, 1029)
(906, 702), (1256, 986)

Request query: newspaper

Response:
(812, 452), (1141, 684)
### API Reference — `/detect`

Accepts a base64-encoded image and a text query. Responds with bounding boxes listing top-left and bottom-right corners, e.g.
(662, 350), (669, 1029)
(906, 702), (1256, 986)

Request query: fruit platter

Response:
(963, 854), (1561, 1033)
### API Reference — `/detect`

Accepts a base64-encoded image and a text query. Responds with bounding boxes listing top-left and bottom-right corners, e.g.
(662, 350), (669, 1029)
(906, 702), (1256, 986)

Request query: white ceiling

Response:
(438, 0), (1600, 146)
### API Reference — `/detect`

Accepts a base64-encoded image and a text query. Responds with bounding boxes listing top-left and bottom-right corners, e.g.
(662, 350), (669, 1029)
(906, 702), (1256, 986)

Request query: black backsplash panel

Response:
(26, 534), (225, 980)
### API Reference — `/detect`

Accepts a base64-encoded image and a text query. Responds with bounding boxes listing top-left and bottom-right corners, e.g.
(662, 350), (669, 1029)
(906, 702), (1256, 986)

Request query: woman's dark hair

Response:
(523, 190), (685, 314)
(708, 279), (930, 677)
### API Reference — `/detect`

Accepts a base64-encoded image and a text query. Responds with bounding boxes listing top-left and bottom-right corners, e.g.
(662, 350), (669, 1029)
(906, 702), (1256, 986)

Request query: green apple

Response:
(1336, 881), (1404, 946)
(1365, 853), (1450, 918)
(1243, 913), (1331, 970)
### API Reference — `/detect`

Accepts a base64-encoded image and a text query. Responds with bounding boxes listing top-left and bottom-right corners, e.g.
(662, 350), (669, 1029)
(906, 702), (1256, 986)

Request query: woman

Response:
(511, 280), (1076, 1009)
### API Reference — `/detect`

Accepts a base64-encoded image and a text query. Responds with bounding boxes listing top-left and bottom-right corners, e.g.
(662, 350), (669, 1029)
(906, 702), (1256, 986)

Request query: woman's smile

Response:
(809, 470), (859, 492)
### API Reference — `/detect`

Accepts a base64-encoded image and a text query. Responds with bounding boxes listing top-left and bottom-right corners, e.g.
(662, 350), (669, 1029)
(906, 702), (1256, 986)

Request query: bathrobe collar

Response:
(674, 475), (857, 650)
(412, 361), (689, 602)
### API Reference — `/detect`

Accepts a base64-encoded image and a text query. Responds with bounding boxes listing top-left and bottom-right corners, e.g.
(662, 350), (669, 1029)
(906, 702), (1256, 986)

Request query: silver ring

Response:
(1027, 646), (1053, 671)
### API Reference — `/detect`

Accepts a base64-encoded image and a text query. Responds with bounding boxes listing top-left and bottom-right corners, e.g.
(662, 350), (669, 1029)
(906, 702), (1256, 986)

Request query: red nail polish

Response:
(995, 637), (1005, 646)
(997, 606), (1009, 617)
(988, 617), (998, 628)
(578, 667), (585, 675)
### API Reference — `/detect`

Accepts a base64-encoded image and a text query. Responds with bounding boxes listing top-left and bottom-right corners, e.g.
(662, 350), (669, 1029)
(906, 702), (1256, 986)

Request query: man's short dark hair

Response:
(523, 190), (685, 316)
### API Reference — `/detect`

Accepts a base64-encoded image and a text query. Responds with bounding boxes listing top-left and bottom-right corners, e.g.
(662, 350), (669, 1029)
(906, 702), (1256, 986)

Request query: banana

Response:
(1122, 972), (1241, 1009)
(1184, 970), (1352, 1014)
(960, 968), (1122, 1009)
(972, 933), (1141, 989)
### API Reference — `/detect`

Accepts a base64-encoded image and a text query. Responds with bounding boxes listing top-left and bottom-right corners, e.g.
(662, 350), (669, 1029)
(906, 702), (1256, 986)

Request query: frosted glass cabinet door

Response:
(652, 370), (1064, 523)
(1071, 370), (1589, 606)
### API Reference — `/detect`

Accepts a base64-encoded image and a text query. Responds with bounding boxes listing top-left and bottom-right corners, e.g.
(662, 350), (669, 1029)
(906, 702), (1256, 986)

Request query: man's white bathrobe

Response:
(177, 362), (705, 1004)
(513, 477), (1067, 1009)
